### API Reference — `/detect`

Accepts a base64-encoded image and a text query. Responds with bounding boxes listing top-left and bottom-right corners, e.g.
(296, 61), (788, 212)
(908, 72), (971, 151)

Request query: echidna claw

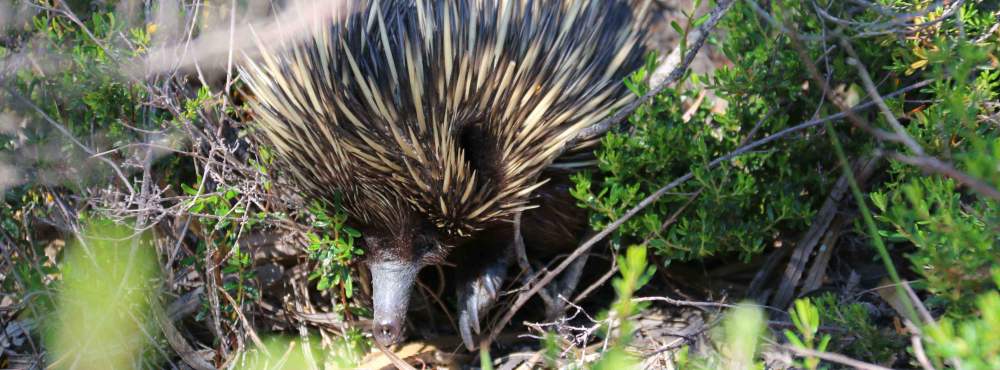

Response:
(457, 263), (506, 351)
(459, 309), (476, 350)
(470, 296), (481, 335)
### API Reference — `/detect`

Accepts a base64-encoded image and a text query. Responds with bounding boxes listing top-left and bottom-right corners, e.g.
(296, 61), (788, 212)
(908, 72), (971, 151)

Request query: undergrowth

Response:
(575, 0), (999, 367)
(1, 0), (998, 369)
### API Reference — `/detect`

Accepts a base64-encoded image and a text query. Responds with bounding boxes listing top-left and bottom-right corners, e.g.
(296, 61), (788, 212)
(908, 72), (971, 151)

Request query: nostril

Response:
(374, 320), (401, 345)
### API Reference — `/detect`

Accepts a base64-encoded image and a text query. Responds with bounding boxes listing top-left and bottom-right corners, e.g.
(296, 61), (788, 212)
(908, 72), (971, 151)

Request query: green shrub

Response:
(576, 0), (998, 365)
(923, 270), (1000, 369)
(570, 0), (906, 264)
(871, 33), (1000, 315)
(813, 293), (904, 362)
(574, 0), (999, 305)
(305, 199), (364, 315)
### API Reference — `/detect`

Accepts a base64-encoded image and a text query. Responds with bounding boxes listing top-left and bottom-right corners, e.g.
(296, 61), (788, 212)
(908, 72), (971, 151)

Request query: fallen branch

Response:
(771, 157), (879, 309)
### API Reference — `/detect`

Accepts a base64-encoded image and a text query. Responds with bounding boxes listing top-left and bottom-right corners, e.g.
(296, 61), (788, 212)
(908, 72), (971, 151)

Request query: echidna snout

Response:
(369, 260), (419, 346)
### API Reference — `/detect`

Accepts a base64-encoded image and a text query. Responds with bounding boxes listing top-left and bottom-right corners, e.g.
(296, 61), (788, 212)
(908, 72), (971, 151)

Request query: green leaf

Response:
(670, 20), (684, 36)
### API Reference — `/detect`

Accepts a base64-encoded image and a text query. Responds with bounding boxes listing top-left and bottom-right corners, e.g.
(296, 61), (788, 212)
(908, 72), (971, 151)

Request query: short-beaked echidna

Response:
(241, 0), (650, 348)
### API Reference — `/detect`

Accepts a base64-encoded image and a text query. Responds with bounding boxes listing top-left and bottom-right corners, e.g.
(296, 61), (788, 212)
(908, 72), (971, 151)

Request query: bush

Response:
(575, 0), (998, 306)
(924, 271), (1000, 369)
(576, 0), (999, 366)
(572, 0), (864, 264)
(871, 37), (1000, 315)
(813, 293), (905, 362)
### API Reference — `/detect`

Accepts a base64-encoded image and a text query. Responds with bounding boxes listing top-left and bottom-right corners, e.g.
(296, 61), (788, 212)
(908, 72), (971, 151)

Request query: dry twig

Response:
(776, 344), (894, 370)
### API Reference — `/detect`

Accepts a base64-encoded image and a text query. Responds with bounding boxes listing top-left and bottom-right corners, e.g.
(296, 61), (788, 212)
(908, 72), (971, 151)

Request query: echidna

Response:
(241, 0), (650, 349)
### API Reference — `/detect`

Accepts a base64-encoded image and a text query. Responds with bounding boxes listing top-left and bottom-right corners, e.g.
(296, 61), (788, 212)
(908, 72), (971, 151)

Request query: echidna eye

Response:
(418, 243), (449, 265)
(413, 240), (434, 255)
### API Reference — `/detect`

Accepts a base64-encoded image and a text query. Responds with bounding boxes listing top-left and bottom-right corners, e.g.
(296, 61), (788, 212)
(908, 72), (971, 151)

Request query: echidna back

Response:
(241, 0), (649, 235)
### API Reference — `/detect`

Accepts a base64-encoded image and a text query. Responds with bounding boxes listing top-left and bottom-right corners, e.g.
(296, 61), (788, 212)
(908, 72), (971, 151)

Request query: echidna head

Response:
(362, 220), (455, 346)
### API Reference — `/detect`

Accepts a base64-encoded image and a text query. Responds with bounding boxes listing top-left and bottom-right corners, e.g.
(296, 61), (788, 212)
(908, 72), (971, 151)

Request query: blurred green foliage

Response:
(812, 293), (905, 362)
(923, 270), (1000, 369)
(591, 245), (657, 370)
(47, 218), (159, 370)
(4, 10), (159, 184)
(675, 302), (767, 370)
(238, 331), (368, 370)
(784, 298), (832, 370)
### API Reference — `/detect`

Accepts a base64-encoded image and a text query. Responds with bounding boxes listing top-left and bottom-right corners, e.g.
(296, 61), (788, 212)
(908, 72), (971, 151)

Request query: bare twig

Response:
(154, 305), (215, 370)
(901, 280), (935, 325)
(776, 344), (894, 370)
(840, 39), (924, 155)
(911, 335), (938, 370)
(883, 151), (1000, 201)
(632, 296), (740, 310)
(373, 340), (419, 370)
(973, 14), (1000, 44)
(4, 87), (136, 195)
(219, 287), (266, 350)
(571, 259), (617, 305)
(566, 189), (702, 305)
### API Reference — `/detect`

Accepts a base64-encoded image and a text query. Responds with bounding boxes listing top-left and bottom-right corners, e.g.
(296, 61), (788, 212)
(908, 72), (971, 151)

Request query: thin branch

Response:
(839, 38), (925, 156)
(911, 335), (938, 370)
(777, 344), (894, 370)
(373, 341), (418, 370)
(631, 296), (739, 310)
(4, 87), (136, 195)
(883, 151), (1000, 201)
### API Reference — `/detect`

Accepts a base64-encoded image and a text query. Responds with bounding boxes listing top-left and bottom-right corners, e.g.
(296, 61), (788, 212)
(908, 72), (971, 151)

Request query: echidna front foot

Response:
(456, 257), (509, 351)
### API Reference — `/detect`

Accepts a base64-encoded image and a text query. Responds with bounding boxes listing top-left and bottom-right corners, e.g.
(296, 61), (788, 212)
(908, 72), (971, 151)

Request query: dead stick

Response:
(778, 344), (893, 370)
